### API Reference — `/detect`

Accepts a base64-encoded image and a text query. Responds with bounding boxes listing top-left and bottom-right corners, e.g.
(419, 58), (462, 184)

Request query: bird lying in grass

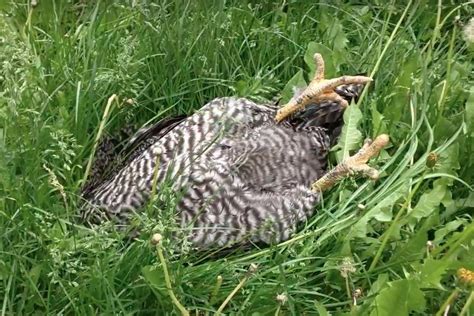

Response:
(80, 53), (389, 250)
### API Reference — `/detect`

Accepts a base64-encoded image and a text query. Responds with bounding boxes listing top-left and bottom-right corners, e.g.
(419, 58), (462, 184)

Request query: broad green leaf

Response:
(466, 86), (474, 137)
(367, 274), (389, 296)
(435, 143), (460, 175)
(389, 214), (438, 264)
(142, 265), (166, 294)
(333, 103), (363, 163)
(347, 185), (407, 239)
(304, 42), (336, 78)
(369, 279), (426, 316)
(433, 117), (457, 143)
(407, 179), (447, 222)
(455, 192), (474, 208)
(317, 14), (348, 63)
(417, 258), (452, 289)
(327, 19), (348, 53)
(357, 274), (390, 315)
(434, 219), (466, 244)
(280, 69), (306, 104)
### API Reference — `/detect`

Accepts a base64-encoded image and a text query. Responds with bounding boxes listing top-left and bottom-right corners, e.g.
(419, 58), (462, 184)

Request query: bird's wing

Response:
(82, 115), (187, 197)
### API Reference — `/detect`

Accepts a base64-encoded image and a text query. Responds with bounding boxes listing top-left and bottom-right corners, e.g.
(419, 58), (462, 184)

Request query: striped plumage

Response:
(81, 84), (364, 249)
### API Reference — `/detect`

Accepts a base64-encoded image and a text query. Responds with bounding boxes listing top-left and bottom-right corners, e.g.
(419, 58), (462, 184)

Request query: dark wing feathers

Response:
(82, 115), (187, 197)
(289, 83), (365, 144)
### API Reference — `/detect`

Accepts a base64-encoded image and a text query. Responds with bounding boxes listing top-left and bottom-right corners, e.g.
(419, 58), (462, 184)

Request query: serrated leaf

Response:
(304, 42), (336, 78)
(327, 19), (348, 53)
(280, 69), (306, 104)
(333, 104), (363, 163)
(465, 86), (474, 137)
(369, 279), (426, 316)
(417, 258), (453, 289)
(389, 214), (438, 264)
(347, 185), (407, 239)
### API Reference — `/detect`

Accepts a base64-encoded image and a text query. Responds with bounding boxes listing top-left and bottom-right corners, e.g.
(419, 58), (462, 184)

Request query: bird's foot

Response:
(275, 53), (372, 122)
(311, 134), (389, 192)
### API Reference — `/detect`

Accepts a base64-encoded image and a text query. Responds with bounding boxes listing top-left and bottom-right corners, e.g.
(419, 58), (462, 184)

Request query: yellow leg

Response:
(311, 134), (389, 193)
(275, 53), (372, 122)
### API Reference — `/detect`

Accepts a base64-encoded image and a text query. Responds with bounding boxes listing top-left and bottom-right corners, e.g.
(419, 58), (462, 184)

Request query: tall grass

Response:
(0, 1), (473, 315)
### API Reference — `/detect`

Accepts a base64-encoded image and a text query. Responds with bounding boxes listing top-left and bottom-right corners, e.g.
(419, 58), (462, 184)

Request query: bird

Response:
(80, 53), (389, 250)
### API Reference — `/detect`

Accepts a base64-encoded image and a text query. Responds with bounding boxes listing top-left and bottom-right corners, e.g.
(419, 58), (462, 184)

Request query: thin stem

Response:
(460, 291), (474, 316)
(81, 94), (118, 186)
(435, 288), (459, 316)
(156, 243), (189, 316)
(345, 277), (351, 301)
(427, 0), (443, 64)
(210, 275), (223, 305)
(436, 26), (457, 123)
(215, 276), (249, 315)
(357, 0), (413, 106)
(274, 304), (281, 316)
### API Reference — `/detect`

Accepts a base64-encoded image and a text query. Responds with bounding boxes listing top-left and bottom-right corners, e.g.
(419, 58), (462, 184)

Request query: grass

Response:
(0, 0), (473, 315)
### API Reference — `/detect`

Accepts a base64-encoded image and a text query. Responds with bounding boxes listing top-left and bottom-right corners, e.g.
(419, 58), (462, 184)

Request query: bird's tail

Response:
(289, 82), (367, 145)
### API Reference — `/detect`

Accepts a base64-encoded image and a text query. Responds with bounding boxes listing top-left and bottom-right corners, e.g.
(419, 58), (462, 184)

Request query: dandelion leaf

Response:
(333, 103), (363, 163)
(369, 279), (426, 316)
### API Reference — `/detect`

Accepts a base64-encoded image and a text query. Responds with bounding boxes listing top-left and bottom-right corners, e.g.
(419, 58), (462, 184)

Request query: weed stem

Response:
(155, 237), (189, 316)
(435, 288), (459, 316)
(215, 265), (256, 315)
(210, 275), (223, 305)
(82, 94), (118, 186)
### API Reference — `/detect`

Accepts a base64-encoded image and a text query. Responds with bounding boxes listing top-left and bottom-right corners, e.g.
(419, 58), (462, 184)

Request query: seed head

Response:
(352, 288), (363, 306)
(463, 17), (474, 44)
(276, 293), (288, 305)
(426, 152), (438, 168)
(340, 257), (356, 278)
(151, 233), (162, 245)
(248, 263), (258, 274)
(426, 240), (435, 252)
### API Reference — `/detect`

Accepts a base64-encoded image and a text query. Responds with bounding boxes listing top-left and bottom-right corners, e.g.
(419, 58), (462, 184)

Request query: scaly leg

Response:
(311, 134), (389, 192)
(275, 53), (372, 122)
